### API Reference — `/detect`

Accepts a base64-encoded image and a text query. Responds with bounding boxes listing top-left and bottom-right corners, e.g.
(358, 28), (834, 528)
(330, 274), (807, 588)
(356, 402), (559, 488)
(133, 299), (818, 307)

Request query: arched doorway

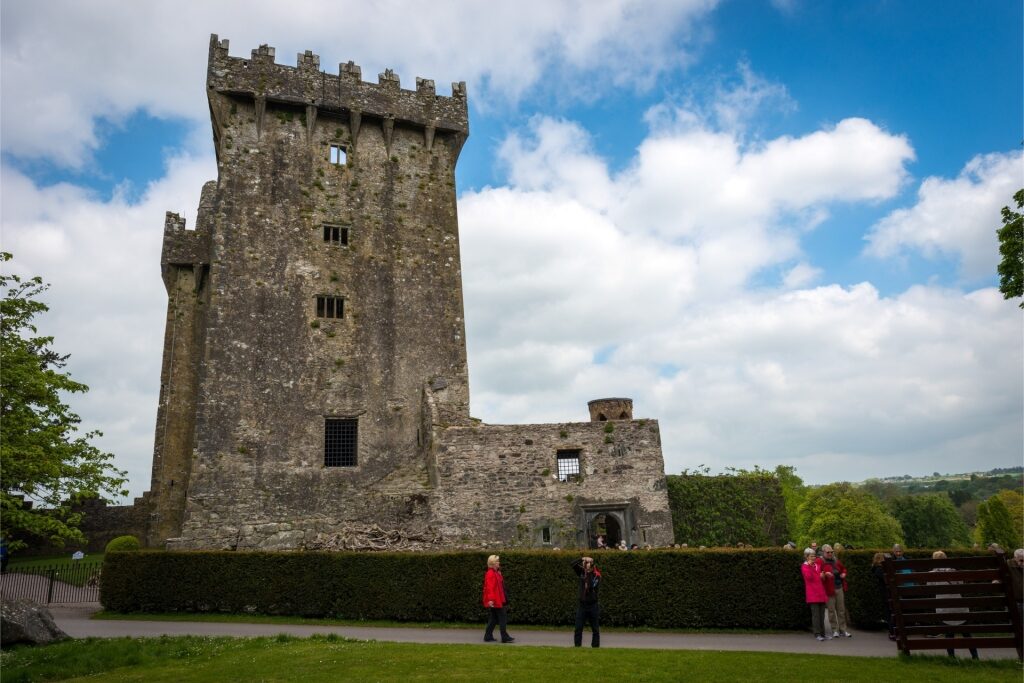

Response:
(589, 513), (623, 548)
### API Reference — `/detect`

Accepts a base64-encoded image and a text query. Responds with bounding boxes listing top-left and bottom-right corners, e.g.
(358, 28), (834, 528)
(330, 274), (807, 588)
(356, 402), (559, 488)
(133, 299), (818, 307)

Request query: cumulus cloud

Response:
(461, 108), (1020, 484)
(0, 0), (718, 167)
(865, 150), (1023, 280)
(1, 154), (217, 497)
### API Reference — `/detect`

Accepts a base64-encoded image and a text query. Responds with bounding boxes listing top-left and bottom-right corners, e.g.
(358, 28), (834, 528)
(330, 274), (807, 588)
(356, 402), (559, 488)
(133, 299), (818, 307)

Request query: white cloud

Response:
(460, 111), (1020, 485)
(0, 0), (718, 167)
(865, 151), (1023, 280)
(1, 154), (217, 498)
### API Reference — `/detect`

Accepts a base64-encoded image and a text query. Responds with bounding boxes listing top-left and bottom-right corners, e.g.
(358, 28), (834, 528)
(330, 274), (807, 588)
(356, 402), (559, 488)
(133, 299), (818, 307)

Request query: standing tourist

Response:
(572, 556), (602, 647)
(1009, 549), (1023, 620)
(802, 547), (829, 640)
(482, 555), (514, 643)
(821, 544), (852, 637)
(871, 552), (895, 640)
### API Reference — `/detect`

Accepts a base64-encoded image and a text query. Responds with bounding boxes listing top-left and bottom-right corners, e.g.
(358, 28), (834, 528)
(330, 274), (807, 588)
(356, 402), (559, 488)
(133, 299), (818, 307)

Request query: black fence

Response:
(884, 555), (1023, 660)
(0, 562), (102, 604)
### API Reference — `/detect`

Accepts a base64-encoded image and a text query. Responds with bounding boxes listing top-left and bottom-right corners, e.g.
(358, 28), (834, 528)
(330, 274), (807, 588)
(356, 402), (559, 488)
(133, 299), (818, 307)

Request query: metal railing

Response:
(0, 562), (102, 604)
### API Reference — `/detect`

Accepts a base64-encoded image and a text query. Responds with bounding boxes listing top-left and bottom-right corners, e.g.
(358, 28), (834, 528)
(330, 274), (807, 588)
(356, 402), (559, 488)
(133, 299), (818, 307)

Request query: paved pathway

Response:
(48, 604), (1021, 659)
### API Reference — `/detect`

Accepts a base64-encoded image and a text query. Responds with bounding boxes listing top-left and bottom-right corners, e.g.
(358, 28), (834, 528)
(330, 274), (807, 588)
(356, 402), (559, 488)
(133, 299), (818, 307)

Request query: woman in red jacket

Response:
(482, 555), (514, 643)
(802, 547), (829, 641)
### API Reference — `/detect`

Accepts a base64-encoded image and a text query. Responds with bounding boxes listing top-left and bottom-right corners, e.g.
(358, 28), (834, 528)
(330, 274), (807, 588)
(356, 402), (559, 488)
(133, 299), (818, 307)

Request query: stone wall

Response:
(430, 415), (673, 548)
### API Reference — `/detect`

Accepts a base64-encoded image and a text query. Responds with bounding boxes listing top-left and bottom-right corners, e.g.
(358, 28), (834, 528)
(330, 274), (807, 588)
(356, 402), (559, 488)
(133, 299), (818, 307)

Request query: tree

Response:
(889, 494), (971, 548)
(975, 496), (1017, 551)
(774, 465), (806, 542)
(0, 253), (127, 551)
(996, 188), (1024, 308)
(991, 489), (1023, 549)
(796, 483), (903, 548)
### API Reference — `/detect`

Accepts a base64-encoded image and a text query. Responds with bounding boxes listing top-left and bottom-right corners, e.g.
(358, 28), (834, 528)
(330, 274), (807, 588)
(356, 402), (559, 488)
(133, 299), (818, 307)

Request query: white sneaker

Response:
(843, 631), (852, 638)
(816, 635), (825, 641)
(831, 632), (841, 638)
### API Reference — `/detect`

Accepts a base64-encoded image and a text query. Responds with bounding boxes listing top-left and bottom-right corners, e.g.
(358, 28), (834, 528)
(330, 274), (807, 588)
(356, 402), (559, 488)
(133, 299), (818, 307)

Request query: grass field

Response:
(1, 635), (1020, 683)
(8, 554), (105, 570)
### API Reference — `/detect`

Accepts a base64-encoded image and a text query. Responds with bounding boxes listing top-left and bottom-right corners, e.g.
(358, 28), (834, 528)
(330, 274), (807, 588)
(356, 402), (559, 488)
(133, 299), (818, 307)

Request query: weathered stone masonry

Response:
(134, 35), (673, 551)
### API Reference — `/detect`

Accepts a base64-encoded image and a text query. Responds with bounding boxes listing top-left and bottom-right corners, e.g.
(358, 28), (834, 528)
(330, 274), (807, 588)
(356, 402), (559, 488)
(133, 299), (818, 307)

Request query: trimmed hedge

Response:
(103, 548), (975, 630)
(105, 535), (142, 553)
(666, 473), (789, 547)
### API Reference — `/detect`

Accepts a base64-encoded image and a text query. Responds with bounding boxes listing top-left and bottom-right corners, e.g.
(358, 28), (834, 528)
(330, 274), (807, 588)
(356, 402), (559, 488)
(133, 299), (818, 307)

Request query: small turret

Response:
(588, 398), (633, 422)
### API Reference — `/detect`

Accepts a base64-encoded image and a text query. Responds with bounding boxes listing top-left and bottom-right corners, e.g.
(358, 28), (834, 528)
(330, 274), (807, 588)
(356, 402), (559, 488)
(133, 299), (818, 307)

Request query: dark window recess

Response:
(316, 295), (344, 319)
(323, 225), (349, 246)
(542, 527), (551, 543)
(325, 418), (358, 467)
(329, 144), (347, 165)
(557, 449), (581, 482)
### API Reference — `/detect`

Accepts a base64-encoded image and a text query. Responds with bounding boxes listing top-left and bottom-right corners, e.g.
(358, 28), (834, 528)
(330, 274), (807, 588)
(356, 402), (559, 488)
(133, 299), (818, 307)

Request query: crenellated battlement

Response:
(208, 34), (468, 135)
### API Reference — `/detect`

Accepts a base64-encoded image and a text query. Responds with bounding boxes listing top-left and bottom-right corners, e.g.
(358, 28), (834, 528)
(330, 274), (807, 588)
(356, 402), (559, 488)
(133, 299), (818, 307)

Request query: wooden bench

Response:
(884, 555), (1022, 660)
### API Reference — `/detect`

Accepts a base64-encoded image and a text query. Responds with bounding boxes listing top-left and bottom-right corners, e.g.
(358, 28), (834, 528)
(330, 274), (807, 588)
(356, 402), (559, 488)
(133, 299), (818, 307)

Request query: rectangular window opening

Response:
(323, 224), (349, 246)
(325, 418), (358, 467)
(329, 144), (348, 165)
(315, 295), (345, 319)
(556, 449), (581, 482)
(542, 527), (551, 544)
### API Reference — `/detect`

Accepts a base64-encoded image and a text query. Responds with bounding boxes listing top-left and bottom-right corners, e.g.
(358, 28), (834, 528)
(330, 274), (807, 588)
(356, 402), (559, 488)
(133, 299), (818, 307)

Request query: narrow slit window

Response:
(329, 144), (347, 165)
(557, 449), (581, 482)
(542, 527), (551, 544)
(316, 295), (344, 319)
(325, 418), (357, 467)
(323, 224), (349, 246)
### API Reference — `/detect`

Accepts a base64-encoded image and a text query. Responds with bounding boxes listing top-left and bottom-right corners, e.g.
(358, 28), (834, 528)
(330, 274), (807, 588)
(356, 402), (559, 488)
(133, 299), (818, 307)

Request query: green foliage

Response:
(665, 469), (789, 546)
(105, 535), (142, 553)
(774, 465), (805, 541)
(0, 253), (127, 552)
(996, 188), (1024, 307)
(796, 483), (902, 548)
(993, 489), (1024, 548)
(975, 496), (1018, 550)
(103, 549), (813, 628)
(889, 494), (970, 548)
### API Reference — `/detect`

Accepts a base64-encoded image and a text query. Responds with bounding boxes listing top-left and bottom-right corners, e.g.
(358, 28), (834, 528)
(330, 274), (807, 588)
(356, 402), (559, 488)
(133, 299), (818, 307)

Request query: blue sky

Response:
(2, 0), (1021, 499)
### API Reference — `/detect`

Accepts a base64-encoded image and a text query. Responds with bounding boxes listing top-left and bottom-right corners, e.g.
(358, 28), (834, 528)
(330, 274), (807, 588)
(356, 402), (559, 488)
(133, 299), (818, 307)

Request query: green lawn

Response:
(1, 635), (1020, 683)
(8, 554), (104, 570)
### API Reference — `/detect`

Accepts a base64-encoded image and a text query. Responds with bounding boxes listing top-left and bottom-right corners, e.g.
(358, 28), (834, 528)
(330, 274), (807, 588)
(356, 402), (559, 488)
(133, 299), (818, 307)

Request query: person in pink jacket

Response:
(482, 555), (514, 643)
(802, 547), (829, 640)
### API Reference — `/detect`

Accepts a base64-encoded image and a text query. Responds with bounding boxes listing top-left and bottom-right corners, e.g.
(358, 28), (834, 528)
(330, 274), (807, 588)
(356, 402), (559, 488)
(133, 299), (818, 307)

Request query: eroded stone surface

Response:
(0, 597), (69, 647)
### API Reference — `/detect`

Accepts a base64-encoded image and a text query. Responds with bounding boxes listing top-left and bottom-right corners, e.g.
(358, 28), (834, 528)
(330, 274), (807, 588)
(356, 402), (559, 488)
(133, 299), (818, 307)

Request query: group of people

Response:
(800, 543), (853, 641)
(482, 554), (602, 647)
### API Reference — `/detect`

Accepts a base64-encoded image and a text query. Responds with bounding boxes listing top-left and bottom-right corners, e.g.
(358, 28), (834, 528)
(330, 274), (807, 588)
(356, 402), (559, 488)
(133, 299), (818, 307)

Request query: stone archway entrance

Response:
(589, 513), (623, 548)
(582, 503), (631, 549)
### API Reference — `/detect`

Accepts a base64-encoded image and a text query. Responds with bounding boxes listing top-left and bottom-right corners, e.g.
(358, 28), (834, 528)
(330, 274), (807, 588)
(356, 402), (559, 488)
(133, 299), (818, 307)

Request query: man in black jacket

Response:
(572, 556), (601, 647)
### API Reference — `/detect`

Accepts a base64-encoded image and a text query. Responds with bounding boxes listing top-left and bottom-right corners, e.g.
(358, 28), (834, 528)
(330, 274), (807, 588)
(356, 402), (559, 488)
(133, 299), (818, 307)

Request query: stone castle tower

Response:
(147, 36), (673, 551)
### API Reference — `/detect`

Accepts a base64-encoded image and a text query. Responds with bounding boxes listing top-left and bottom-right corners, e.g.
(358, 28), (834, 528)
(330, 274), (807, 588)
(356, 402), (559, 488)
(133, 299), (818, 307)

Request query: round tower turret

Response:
(588, 398), (633, 422)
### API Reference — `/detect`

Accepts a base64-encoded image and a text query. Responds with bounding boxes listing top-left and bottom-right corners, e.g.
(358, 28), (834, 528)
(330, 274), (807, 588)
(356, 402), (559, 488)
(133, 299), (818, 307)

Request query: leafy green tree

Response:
(997, 188), (1024, 308)
(774, 465), (805, 542)
(993, 489), (1023, 548)
(0, 253), (127, 551)
(889, 494), (971, 548)
(796, 483), (903, 548)
(975, 496), (1017, 551)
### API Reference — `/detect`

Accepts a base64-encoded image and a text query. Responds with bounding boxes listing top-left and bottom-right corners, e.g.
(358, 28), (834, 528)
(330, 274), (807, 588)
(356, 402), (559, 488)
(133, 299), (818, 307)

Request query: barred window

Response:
(316, 295), (344, 319)
(329, 144), (347, 165)
(323, 224), (349, 246)
(556, 449), (581, 482)
(325, 418), (357, 467)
